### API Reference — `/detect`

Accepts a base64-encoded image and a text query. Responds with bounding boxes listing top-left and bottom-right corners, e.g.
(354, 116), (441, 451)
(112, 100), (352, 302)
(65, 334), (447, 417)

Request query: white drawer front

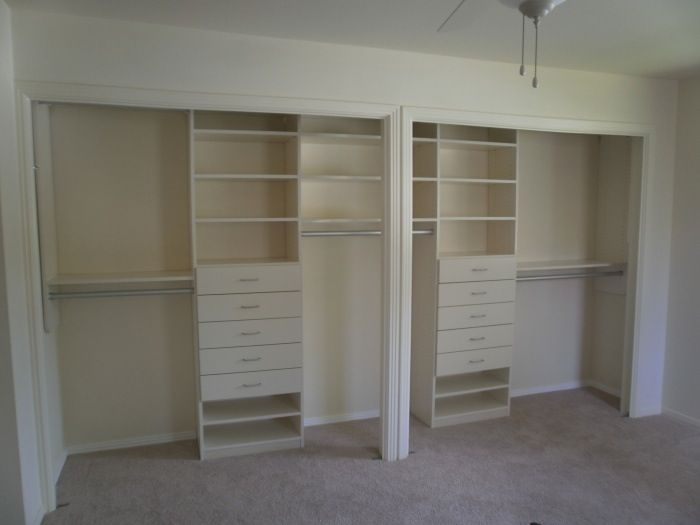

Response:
(199, 343), (302, 375)
(201, 368), (302, 401)
(439, 257), (515, 283)
(438, 280), (515, 306)
(197, 292), (301, 322)
(199, 318), (301, 349)
(436, 347), (512, 376)
(438, 302), (515, 330)
(437, 324), (513, 354)
(196, 265), (301, 295)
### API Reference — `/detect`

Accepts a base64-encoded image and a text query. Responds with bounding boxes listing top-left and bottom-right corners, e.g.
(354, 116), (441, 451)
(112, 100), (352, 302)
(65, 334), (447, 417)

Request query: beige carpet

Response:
(43, 389), (700, 524)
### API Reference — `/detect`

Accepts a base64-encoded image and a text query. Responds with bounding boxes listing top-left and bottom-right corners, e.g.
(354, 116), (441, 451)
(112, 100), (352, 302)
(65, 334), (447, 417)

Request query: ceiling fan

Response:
(438, 0), (569, 88)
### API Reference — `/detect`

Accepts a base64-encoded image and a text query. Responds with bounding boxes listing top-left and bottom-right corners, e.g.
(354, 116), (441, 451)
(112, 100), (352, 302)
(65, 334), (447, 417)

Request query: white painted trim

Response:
(66, 431), (196, 456)
(304, 410), (380, 427)
(586, 380), (621, 398)
(29, 505), (45, 525)
(511, 381), (585, 398)
(662, 408), (700, 428)
(52, 449), (66, 485)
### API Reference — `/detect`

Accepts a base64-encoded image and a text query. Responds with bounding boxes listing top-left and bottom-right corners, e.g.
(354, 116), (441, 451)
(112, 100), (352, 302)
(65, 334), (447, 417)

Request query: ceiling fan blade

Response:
(437, 0), (469, 32)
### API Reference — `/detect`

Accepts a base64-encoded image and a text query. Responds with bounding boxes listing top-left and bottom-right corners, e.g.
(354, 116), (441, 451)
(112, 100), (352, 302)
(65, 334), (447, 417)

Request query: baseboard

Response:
(511, 381), (584, 398)
(585, 380), (621, 398)
(30, 503), (45, 525)
(304, 409), (380, 427)
(52, 449), (67, 484)
(662, 407), (700, 428)
(66, 430), (196, 456)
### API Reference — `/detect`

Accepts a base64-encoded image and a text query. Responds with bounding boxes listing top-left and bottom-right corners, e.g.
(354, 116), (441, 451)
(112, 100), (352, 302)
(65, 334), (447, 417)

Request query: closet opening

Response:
(30, 102), (387, 467)
(410, 121), (643, 429)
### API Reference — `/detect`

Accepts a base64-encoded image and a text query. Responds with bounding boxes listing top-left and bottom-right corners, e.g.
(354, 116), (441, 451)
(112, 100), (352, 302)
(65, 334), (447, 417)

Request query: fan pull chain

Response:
(520, 14), (526, 76)
(532, 18), (540, 88)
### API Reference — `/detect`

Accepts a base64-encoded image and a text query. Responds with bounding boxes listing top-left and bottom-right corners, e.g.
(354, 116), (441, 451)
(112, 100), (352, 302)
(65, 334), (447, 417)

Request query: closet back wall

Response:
(49, 106), (195, 449)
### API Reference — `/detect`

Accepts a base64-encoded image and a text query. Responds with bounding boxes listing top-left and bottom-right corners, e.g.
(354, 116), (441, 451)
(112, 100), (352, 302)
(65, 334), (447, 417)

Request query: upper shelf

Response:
(194, 129), (297, 143)
(439, 139), (517, 150)
(49, 270), (194, 287)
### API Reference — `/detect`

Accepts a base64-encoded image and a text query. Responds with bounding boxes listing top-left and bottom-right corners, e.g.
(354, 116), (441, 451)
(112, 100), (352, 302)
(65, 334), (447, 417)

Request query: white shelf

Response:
(517, 260), (621, 272)
(202, 395), (300, 426)
(439, 217), (516, 222)
(439, 251), (514, 259)
(194, 174), (298, 181)
(301, 175), (381, 182)
(303, 218), (382, 224)
(434, 391), (508, 419)
(202, 417), (300, 451)
(435, 372), (509, 399)
(197, 257), (299, 267)
(413, 177), (438, 182)
(413, 137), (437, 143)
(195, 217), (297, 224)
(439, 139), (516, 150)
(439, 178), (516, 184)
(413, 217), (437, 222)
(194, 129), (297, 142)
(300, 132), (382, 145)
(49, 270), (193, 286)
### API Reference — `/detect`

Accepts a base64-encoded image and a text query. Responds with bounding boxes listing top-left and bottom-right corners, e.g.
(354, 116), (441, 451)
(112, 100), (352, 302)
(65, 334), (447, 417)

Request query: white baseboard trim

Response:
(52, 449), (67, 484)
(511, 381), (585, 398)
(662, 407), (700, 428)
(585, 380), (621, 398)
(304, 409), (380, 427)
(30, 504), (45, 525)
(66, 430), (196, 456)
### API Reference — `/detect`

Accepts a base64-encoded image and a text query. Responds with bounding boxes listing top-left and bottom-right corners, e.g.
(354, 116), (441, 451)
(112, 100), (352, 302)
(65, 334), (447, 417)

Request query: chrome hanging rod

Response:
(49, 287), (194, 300)
(301, 229), (434, 237)
(516, 270), (624, 282)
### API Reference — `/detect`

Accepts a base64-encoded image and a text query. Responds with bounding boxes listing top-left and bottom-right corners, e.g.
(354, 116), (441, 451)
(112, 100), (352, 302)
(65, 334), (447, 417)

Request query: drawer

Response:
(437, 324), (513, 354)
(196, 265), (301, 295)
(439, 257), (515, 283)
(197, 292), (301, 322)
(199, 343), (302, 375)
(438, 302), (514, 330)
(198, 318), (301, 349)
(438, 280), (515, 306)
(436, 347), (512, 376)
(201, 368), (302, 401)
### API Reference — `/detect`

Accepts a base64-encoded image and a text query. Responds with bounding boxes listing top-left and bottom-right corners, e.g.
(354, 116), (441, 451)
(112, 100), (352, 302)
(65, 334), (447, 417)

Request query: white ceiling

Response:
(7, 0), (700, 79)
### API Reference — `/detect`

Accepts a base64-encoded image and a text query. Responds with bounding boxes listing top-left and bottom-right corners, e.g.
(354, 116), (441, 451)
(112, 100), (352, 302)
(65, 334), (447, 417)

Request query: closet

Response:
(33, 103), (384, 460)
(410, 121), (641, 427)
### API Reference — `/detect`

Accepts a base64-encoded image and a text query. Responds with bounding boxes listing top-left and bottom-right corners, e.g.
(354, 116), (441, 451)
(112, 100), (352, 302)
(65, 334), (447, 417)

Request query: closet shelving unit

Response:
(192, 111), (303, 459)
(411, 122), (517, 428)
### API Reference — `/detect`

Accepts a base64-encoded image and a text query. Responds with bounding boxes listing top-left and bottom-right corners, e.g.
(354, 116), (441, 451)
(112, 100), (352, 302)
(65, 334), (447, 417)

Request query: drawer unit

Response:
(198, 318), (302, 349)
(196, 264), (301, 295)
(437, 324), (514, 354)
(439, 257), (516, 283)
(438, 280), (516, 307)
(436, 347), (512, 376)
(201, 368), (303, 401)
(199, 343), (302, 375)
(438, 302), (515, 330)
(197, 292), (302, 322)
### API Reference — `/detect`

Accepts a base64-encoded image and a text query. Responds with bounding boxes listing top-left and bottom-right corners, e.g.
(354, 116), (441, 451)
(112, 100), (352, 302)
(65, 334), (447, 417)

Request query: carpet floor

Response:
(43, 388), (700, 525)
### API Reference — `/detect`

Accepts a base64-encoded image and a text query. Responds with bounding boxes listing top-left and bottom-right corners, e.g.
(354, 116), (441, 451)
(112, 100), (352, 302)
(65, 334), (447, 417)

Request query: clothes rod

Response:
(49, 288), (194, 300)
(301, 229), (434, 237)
(516, 270), (624, 282)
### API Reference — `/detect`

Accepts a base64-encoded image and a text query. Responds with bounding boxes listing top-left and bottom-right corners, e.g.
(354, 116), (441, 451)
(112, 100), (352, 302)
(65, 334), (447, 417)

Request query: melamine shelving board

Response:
(439, 252), (515, 259)
(412, 218), (438, 222)
(49, 270), (193, 286)
(439, 139), (517, 150)
(439, 217), (516, 221)
(194, 174), (298, 181)
(202, 396), (300, 426)
(413, 177), (438, 182)
(516, 260), (619, 272)
(202, 418), (300, 450)
(197, 258), (299, 267)
(301, 175), (382, 182)
(434, 392), (508, 419)
(194, 129), (297, 143)
(435, 374), (509, 399)
(303, 218), (383, 224)
(195, 218), (297, 224)
(413, 137), (437, 143)
(439, 178), (516, 184)
(300, 132), (382, 145)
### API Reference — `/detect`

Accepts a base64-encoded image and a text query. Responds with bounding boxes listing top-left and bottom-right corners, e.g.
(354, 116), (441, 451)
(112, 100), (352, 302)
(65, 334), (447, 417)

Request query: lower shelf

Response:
(201, 416), (302, 459)
(435, 369), (509, 398)
(202, 394), (301, 426)
(433, 388), (509, 427)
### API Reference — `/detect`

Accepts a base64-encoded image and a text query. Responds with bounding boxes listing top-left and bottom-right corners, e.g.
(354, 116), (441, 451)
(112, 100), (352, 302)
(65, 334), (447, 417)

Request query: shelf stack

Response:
(192, 111), (303, 458)
(411, 123), (517, 427)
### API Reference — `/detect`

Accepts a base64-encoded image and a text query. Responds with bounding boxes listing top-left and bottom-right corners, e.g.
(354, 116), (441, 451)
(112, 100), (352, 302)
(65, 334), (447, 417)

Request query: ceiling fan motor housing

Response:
(500, 0), (566, 20)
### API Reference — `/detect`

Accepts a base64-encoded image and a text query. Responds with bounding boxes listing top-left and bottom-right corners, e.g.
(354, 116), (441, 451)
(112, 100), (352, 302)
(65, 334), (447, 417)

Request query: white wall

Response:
(664, 76), (700, 426)
(8, 11), (679, 437)
(0, 1), (45, 523)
